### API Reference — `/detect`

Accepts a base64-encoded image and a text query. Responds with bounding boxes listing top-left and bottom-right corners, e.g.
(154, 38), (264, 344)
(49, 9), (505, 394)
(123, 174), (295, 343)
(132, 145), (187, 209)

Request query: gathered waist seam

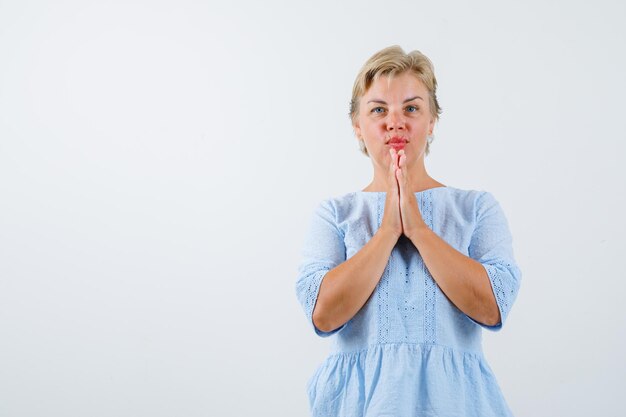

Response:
(328, 341), (485, 361)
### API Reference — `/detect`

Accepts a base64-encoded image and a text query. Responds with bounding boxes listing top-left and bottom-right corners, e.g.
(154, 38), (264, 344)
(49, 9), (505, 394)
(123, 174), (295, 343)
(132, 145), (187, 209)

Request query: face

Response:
(353, 71), (435, 170)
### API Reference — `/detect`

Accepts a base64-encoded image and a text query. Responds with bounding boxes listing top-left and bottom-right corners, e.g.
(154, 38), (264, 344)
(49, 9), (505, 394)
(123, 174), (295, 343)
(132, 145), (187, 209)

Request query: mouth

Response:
(386, 136), (408, 144)
(386, 137), (408, 150)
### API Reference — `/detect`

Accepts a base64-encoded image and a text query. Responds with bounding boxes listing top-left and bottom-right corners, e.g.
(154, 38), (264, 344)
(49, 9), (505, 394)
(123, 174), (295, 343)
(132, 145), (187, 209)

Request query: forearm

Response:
(313, 228), (399, 332)
(408, 227), (500, 326)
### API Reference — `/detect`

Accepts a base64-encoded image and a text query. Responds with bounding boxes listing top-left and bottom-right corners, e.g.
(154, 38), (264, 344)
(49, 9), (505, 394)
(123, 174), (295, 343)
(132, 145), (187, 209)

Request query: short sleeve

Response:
(466, 191), (522, 331)
(295, 199), (347, 337)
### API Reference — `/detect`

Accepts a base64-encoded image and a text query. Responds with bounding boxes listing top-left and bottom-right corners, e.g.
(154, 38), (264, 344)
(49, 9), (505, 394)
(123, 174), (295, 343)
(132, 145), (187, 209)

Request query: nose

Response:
(386, 109), (406, 131)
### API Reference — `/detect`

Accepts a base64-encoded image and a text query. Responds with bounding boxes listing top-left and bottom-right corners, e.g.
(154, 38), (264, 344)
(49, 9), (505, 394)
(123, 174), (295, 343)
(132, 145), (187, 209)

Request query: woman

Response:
(295, 45), (522, 416)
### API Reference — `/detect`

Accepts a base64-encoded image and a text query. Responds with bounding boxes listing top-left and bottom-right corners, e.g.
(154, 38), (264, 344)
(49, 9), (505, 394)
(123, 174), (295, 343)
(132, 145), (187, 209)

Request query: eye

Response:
(405, 105), (419, 113)
(371, 107), (386, 114)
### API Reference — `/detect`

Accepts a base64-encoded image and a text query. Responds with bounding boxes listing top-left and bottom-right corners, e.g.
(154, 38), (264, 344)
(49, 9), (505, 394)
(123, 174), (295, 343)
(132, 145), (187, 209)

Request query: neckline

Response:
(355, 186), (450, 194)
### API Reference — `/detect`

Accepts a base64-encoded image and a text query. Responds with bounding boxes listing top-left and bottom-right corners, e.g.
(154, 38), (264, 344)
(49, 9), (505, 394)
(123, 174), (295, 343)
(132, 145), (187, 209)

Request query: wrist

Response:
(377, 226), (401, 242)
(405, 224), (431, 242)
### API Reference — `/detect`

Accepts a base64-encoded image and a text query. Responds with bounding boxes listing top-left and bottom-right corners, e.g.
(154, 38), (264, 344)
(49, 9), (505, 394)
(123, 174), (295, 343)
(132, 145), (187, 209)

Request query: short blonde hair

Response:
(350, 45), (442, 157)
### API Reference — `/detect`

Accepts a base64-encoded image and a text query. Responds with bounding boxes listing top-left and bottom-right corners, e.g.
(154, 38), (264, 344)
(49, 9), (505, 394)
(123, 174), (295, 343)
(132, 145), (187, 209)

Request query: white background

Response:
(1, 0), (624, 416)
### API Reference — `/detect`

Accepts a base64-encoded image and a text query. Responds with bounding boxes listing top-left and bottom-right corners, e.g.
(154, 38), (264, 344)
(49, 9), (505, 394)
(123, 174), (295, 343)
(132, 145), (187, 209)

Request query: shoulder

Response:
(311, 191), (386, 233)
(441, 186), (490, 208)
(451, 188), (510, 228)
(315, 191), (369, 217)
(436, 187), (508, 225)
(307, 192), (358, 228)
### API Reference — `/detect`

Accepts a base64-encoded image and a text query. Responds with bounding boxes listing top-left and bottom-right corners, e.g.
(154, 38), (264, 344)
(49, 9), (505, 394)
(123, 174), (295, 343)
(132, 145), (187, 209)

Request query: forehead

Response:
(364, 72), (428, 98)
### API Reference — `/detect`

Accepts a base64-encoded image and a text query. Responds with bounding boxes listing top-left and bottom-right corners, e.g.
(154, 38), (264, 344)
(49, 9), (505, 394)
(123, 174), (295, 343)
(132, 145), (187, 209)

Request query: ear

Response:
(428, 116), (436, 134)
(353, 120), (361, 138)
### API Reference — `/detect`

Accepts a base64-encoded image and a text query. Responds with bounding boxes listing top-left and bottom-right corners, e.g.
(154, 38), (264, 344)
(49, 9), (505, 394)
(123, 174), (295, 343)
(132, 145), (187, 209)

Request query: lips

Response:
(388, 143), (406, 150)
(387, 136), (408, 145)
(387, 137), (408, 150)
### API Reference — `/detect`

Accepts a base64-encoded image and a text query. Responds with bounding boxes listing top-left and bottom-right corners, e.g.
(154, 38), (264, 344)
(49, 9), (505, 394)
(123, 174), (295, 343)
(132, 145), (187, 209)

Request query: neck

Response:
(363, 158), (441, 192)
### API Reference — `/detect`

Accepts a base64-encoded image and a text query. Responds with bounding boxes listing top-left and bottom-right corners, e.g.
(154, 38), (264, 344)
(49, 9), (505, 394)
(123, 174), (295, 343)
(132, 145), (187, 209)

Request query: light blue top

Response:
(295, 186), (522, 417)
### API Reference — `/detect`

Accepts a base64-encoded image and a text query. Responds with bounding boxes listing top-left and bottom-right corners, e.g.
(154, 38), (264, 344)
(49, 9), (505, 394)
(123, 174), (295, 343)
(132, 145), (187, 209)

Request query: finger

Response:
(398, 150), (407, 179)
(394, 151), (401, 183)
(397, 152), (407, 188)
(396, 165), (404, 194)
(388, 149), (399, 198)
(389, 149), (398, 178)
(389, 150), (400, 193)
(395, 155), (404, 193)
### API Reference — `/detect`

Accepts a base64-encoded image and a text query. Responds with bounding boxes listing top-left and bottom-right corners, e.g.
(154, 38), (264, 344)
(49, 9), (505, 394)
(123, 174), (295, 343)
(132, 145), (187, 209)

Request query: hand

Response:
(379, 148), (403, 240)
(395, 149), (427, 240)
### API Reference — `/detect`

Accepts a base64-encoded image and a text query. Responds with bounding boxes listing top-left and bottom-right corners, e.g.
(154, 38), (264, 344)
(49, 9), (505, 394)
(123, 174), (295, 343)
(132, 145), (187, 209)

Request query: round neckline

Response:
(355, 186), (450, 194)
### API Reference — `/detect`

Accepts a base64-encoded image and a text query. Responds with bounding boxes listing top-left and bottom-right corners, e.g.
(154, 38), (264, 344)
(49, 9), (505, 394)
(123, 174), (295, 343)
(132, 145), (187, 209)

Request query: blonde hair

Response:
(350, 45), (442, 157)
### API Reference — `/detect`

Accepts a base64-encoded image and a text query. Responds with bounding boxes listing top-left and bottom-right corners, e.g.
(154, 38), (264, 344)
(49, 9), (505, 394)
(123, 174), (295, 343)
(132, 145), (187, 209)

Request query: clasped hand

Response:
(381, 148), (428, 241)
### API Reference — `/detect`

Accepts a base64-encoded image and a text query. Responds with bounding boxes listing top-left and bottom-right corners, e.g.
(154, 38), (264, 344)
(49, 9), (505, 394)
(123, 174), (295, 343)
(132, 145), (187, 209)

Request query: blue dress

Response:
(295, 186), (522, 417)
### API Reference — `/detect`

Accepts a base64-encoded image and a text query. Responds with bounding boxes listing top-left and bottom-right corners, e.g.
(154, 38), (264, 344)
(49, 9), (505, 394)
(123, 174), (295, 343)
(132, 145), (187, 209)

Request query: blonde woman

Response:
(295, 45), (522, 416)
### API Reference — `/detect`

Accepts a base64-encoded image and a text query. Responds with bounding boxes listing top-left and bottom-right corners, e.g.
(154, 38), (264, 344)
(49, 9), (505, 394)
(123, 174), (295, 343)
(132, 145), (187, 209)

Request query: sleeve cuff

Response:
(465, 263), (506, 332)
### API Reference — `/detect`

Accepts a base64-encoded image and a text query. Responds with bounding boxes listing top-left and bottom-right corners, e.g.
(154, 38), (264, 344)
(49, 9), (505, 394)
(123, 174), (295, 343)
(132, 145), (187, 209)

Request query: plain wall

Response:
(1, 0), (624, 416)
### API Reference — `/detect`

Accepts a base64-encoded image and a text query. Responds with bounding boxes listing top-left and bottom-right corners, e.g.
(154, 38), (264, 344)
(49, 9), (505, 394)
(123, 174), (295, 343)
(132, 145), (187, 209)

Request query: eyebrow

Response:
(367, 96), (424, 105)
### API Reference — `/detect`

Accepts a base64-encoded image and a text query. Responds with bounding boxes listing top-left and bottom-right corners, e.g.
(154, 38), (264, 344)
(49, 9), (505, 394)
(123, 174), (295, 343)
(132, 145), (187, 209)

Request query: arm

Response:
(409, 227), (500, 326)
(295, 198), (400, 337)
(408, 191), (522, 330)
(313, 227), (398, 333)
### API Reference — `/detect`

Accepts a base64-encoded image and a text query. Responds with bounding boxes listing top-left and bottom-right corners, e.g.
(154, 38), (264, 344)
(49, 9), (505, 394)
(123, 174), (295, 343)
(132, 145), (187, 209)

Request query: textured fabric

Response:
(295, 186), (522, 417)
